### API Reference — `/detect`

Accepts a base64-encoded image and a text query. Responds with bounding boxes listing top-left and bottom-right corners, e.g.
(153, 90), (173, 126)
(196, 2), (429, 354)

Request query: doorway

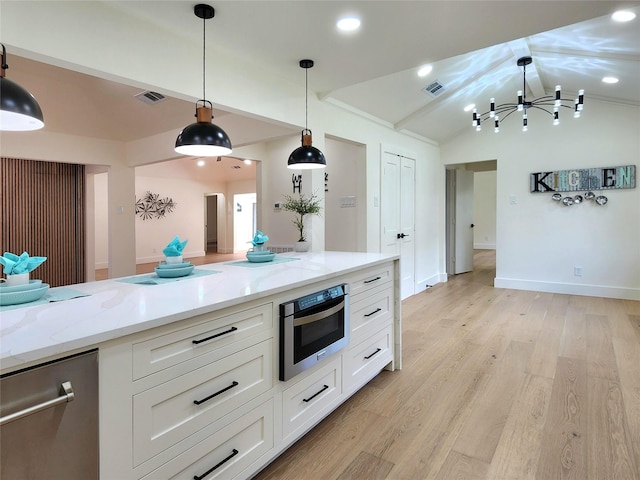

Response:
(445, 160), (497, 277)
(205, 194), (219, 253)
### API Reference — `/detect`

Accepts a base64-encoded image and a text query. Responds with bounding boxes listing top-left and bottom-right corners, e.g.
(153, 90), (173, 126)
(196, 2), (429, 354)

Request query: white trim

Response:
(416, 273), (447, 292)
(494, 277), (640, 301)
(473, 243), (496, 250)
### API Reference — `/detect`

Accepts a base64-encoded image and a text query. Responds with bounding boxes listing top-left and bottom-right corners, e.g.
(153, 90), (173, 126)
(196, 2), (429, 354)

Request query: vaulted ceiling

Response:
(4, 1), (639, 152)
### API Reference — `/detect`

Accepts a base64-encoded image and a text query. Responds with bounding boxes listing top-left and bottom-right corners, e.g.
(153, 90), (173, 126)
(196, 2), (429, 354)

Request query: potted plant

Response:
(281, 192), (322, 252)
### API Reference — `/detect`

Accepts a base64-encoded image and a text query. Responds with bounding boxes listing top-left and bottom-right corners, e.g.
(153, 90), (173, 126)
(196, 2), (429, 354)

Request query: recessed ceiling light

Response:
(197, 159), (205, 167)
(602, 76), (619, 84)
(612, 10), (636, 22)
(464, 103), (476, 112)
(337, 16), (361, 32)
(417, 65), (433, 77)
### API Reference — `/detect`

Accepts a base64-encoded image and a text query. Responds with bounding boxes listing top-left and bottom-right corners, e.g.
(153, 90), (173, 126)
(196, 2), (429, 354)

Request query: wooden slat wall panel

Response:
(1, 157), (85, 287)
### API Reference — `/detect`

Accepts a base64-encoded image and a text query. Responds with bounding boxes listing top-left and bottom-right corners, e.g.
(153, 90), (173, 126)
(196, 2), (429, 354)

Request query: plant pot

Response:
(294, 241), (309, 252)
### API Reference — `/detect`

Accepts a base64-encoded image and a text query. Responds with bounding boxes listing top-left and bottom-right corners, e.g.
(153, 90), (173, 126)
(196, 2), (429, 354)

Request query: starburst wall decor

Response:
(135, 191), (177, 220)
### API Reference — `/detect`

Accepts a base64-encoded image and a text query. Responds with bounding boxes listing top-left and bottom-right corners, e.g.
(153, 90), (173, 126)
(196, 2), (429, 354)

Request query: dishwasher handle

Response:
(0, 381), (75, 426)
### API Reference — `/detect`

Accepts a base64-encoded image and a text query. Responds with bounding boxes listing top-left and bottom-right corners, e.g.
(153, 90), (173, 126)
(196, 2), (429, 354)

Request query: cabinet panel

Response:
(349, 283), (393, 346)
(133, 341), (272, 466)
(140, 399), (274, 480)
(282, 357), (342, 440)
(343, 325), (393, 394)
(132, 303), (272, 381)
(347, 264), (393, 298)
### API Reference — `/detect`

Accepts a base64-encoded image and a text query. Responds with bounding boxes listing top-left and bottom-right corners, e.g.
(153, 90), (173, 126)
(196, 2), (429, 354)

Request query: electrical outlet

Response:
(574, 266), (583, 277)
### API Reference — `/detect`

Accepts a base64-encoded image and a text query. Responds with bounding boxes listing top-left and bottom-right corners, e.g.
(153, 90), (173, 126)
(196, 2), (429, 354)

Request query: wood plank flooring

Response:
(253, 250), (640, 480)
(94, 250), (245, 280)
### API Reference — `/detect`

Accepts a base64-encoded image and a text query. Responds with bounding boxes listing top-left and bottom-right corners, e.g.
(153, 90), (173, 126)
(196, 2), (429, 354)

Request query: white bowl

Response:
(165, 255), (183, 264)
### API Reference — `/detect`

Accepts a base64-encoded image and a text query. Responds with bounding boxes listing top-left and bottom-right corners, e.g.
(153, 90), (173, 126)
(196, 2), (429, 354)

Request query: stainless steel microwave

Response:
(279, 284), (349, 381)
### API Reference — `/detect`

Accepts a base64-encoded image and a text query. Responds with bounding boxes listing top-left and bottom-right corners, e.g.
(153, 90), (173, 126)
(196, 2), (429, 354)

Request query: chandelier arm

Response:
(527, 105), (554, 117)
(499, 108), (520, 123)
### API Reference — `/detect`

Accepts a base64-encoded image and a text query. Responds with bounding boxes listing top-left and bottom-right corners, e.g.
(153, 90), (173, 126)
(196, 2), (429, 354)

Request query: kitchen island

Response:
(1, 251), (400, 479)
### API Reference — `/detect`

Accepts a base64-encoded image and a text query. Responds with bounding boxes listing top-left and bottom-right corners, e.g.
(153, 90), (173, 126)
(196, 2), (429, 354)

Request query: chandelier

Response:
(472, 56), (584, 133)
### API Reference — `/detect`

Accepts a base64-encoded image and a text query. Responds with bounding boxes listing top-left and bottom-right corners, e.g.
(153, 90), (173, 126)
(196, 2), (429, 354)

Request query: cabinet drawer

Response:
(282, 356), (342, 440)
(132, 303), (272, 380)
(344, 325), (393, 394)
(347, 263), (393, 298)
(139, 399), (274, 480)
(350, 283), (393, 346)
(133, 341), (272, 466)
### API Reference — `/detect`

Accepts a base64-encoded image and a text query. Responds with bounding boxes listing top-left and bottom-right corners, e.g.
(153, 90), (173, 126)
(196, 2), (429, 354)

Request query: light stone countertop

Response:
(0, 251), (397, 372)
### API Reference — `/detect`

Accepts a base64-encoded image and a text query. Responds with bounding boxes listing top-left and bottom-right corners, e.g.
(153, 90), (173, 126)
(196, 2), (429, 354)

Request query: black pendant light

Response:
(288, 59), (326, 169)
(175, 4), (232, 157)
(0, 44), (44, 131)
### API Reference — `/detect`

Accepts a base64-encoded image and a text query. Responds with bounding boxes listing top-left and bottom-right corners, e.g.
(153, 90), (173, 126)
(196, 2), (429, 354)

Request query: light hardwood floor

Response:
(94, 251), (246, 281)
(253, 250), (640, 480)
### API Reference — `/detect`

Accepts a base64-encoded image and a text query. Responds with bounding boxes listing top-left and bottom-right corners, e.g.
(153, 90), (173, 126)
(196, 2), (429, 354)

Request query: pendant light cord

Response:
(202, 14), (206, 101)
(305, 66), (308, 131)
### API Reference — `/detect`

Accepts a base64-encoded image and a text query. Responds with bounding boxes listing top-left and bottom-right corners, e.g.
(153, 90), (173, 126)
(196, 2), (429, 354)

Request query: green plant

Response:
(281, 192), (322, 242)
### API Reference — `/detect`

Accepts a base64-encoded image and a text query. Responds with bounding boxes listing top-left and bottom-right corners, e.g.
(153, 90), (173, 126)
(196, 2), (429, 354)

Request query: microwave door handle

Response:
(293, 300), (345, 327)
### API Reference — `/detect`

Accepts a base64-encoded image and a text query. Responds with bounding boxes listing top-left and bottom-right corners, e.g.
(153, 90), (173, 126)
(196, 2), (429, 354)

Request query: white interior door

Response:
(454, 169), (474, 274)
(381, 154), (400, 253)
(381, 151), (415, 299)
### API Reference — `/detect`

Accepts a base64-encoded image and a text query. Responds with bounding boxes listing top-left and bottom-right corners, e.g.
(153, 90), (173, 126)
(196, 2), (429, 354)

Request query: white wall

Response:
(442, 100), (640, 300)
(94, 172), (109, 268)
(324, 138), (365, 252)
(473, 171), (497, 249)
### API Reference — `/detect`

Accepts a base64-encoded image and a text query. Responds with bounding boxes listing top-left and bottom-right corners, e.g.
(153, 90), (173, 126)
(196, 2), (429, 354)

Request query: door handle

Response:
(470, 224), (475, 228)
(0, 381), (74, 426)
(397, 233), (409, 239)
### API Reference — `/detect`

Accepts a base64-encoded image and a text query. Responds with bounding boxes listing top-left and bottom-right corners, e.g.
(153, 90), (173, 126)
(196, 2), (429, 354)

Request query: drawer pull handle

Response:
(363, 276), (381, 284)
(0, 381), (74, 426)
(194, 448), (239, 480)
(193, 381), (239, 405)
(364, 348), (382, 360)
(303, 384), (329, 403)
(192, 326), (238, 345)
(364, 307), (382, 317)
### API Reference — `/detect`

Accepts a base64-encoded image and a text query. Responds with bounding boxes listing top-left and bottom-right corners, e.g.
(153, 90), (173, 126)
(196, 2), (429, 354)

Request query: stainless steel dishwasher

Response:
(0, 349), (99, 479)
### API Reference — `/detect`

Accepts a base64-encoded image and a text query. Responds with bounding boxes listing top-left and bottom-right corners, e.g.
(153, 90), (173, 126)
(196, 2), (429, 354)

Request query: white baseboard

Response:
(416, 273), (447, 292)
(494, 277), (640, 301)
(96, 251), (207, 270)
(473, 243), (496, 250)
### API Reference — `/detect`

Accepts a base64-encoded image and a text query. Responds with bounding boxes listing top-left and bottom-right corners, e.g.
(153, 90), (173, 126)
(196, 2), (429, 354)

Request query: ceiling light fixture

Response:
(0, 44), (44, 131)
(175, 4), (232, 157)
(337, 17), (361, 32)
(602, 76), (619, 84)
(472, 56), (584, 133)
(288, 59), (326, 170)
(612, 10), (636, 22)
(417, 65), (433, 77)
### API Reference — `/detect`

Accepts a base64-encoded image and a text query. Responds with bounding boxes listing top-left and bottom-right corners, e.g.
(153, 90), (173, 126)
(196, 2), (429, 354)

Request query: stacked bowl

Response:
(246, 249), (276, 263)
(0, 279), (50, 306)
(154, 261), (195, 278)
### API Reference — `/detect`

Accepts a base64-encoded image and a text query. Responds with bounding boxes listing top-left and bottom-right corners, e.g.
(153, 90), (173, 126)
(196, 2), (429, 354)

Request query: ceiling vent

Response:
(422, 80), (447, 97)
(134, 91), (166, 105)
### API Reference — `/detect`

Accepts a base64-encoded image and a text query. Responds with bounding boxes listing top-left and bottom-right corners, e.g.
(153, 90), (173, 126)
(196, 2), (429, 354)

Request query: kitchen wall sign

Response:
(530, 165), (636, 193)
(135, 191), (177, 220)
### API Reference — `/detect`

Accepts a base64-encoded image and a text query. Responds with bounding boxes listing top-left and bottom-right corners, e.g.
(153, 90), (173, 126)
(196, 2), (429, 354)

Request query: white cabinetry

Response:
(282, 356), (342, 441)
(343, 263), (395, 394)
(100, 259), (399, 480)
(101, 300), (274, 480)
